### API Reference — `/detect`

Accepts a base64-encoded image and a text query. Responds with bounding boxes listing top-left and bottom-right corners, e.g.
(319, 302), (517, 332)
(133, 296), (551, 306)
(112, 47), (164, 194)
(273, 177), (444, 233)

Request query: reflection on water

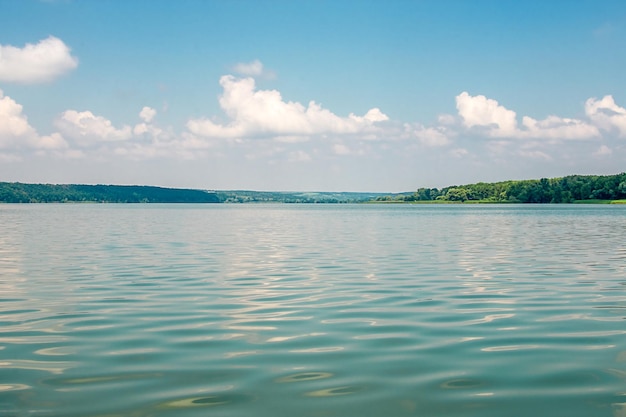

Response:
(0, 204), (625, 417)
(276, 371), (333, 383)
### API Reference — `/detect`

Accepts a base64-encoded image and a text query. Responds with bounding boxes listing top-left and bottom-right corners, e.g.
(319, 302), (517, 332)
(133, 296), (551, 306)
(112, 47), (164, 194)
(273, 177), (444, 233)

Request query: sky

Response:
(1, 0), (625, 192)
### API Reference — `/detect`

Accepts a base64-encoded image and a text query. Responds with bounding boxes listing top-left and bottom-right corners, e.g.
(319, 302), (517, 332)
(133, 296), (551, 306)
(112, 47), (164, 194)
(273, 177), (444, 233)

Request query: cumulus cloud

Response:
(187, 75), (389, 140)
(456, 92), (517, 136)
(520, 115), (599, 140)
(133, 123), (149, 136)
(139, 106), (156, 123)
(56, 110), (133, 144)
(6, 59), (625, 171)
(456, 91), (599, 140)
(0, 89), (68, 151)
(0, 36), (78, 84)
(133, 107), (161, 136)
(133, 122), (163, 137)
(585, 95), (626, 137)
(0, 90), (36, 145)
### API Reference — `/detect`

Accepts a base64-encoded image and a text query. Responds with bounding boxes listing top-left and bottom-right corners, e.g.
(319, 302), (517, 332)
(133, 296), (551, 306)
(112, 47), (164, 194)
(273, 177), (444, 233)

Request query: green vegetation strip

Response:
(2, 172), (626, 204)
(0, 183), (219, 203)
(374, 173), (626, 204)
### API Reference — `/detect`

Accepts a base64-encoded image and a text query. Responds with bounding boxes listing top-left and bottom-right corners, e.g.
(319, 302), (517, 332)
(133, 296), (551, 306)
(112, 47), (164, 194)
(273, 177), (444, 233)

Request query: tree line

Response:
(0, 183), (220, 203)
(376, 173), (626, 203)
(3, 174), (626, 204)
(0, 183), (383, 204)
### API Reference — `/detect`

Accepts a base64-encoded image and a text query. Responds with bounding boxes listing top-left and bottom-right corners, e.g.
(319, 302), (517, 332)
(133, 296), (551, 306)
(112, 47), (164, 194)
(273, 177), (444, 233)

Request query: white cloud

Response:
(133, 122), (163, 137)
(456, 92), (599, 140)
(0, 36), (78, 84)
(0, 89), (68, 150)
(0, 90), (36, 145)
(139, 106), (156, 123)
(437, 114), (457, 125)
(521, 115), (599, 140)
(133, 107), (163, 136)
(187, 75), (389, 140)
(233, 59), (265, 77)
(585, 95), (626, 137)
(404, 123), (450, 147)
(37, 133), (68, 150)
(5, 61), (626, 177)
(350, 108), (389, 123)
(456, 92), (517, 136)
(56, 110), (133, 144)
(133, 123), (149, 136)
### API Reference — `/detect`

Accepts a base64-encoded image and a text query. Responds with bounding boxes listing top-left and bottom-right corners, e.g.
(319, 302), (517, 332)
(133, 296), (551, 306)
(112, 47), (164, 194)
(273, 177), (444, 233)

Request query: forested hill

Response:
(0, 183), (220, 203)
(0, 183), (387, 203)
(377, 173), (626, 203)
(3, 173), (626, 203)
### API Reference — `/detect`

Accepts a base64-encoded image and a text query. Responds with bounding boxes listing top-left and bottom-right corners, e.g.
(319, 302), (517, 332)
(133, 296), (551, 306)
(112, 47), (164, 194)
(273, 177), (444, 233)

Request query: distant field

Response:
(573, 199), (615, 204)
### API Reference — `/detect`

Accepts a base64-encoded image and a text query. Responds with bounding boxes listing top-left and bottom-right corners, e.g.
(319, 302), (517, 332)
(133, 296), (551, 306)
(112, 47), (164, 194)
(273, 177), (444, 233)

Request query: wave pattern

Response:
(0, 204), (625, 417)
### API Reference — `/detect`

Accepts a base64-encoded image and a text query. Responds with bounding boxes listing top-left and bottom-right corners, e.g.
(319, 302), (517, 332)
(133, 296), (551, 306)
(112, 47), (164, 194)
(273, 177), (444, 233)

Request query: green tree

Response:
(445, 187), (469, 202)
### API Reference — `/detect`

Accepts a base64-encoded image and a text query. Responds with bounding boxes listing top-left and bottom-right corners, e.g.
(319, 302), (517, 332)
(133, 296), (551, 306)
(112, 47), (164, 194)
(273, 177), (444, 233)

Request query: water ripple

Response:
(0, 204), (624, 417)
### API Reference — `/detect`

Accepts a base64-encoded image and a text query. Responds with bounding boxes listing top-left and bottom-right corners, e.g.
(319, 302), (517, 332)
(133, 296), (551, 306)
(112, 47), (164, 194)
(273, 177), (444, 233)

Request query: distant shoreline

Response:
(1, 172), (625, 204)
(0, 183), (220, 204)
(367, 199), (626, 205)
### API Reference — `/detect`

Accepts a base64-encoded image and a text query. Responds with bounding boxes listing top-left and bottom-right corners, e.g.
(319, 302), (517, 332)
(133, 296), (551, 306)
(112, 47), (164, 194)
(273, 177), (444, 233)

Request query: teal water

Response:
(0, 204), (625, 417)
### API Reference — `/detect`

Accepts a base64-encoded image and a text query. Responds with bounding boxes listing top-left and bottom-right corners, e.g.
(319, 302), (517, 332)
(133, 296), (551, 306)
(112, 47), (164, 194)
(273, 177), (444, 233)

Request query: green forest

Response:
(0, 183), (219, 203)
(376, 173), (626, 203)
(2, 173), (626, 203)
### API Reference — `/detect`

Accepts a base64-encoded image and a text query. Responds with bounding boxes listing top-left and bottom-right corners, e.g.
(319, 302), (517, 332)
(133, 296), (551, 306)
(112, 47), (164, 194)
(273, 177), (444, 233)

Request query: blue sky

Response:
(1, 0), (625, 191)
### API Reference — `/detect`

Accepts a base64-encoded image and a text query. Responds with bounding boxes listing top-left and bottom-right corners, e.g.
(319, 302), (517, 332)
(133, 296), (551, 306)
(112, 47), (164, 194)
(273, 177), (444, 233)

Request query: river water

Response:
(1, 204), (625, 417)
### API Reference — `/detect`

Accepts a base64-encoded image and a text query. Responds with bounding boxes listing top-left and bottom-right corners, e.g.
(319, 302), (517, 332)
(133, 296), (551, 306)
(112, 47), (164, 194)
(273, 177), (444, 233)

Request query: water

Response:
(1, 204), (625, 417)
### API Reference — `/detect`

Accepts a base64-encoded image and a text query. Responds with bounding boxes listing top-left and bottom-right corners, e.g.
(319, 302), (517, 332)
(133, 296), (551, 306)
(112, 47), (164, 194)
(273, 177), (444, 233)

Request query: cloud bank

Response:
(56, 110), (133, 144)
(585, 95), (626, 137)
(187, 75), (389, 140)
(1, 54), (623, 171)
(456, 92), (599, 140)
(0, 36), (78, 84)
(0, 89), (68, 152)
